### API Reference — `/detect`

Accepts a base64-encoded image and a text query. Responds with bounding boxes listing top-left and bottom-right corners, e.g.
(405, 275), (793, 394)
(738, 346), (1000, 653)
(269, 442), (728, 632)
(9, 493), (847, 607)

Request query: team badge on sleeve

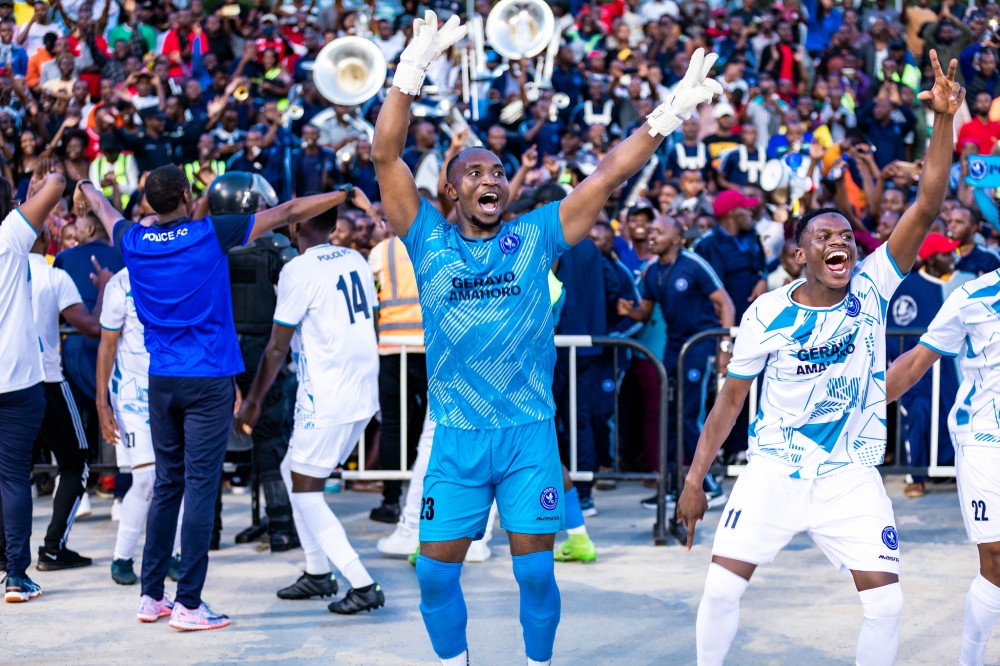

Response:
(881, 526), (898, 550)
(540, 487), (559, 510)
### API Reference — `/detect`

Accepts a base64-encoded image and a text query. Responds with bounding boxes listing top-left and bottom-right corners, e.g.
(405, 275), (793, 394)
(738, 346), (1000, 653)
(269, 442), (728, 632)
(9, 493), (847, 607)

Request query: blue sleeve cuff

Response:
(273, 318), (298, 328)
(918, 340), (958, 358)
(100, 325), (122, 331)
(727, 370), (759, 380)
(242, 214), (256, 245)
(884, 244), (907, 279)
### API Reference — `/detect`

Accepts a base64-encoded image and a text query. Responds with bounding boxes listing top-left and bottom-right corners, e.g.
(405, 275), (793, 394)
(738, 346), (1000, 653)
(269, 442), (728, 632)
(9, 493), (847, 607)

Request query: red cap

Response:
(918, 232), (961, 261)
(712, 190), (760, 218)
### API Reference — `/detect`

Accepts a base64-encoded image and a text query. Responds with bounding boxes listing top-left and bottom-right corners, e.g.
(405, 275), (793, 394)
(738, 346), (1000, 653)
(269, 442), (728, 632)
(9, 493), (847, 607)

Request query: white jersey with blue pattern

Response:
(400, 198), (570, 430)
(919, 270), (1000, 450)
(99, 269), (150, 418)
(727, 244), (906, 478)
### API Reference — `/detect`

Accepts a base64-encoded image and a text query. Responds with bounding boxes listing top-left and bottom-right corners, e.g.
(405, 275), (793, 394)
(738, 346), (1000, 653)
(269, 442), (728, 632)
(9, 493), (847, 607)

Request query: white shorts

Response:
(287, 419), (369, 478)
(113, 408), (155, 469)
(712, 456), (900, 575)
(956, 447), (1000, 544)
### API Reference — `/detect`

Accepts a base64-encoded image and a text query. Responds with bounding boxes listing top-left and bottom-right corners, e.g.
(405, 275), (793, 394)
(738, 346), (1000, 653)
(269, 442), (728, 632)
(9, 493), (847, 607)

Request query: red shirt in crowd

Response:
(956, 117), (1000, 156)
(162, 27), (208, 77)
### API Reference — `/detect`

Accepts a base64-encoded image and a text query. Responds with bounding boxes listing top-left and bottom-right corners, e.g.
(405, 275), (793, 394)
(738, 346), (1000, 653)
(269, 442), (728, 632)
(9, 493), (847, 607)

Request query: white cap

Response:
(260, 12), (279, 23)
(713, 102), (735, 119)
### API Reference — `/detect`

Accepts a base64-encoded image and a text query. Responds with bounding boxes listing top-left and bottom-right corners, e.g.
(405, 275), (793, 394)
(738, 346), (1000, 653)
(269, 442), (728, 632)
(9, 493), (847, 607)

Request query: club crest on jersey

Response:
(675, 278), (689, 292)
(499, 232), (521, 254)
(845, 293), (861, 317)
(881, 526), (898, 551)
(540, 487), (559, 510)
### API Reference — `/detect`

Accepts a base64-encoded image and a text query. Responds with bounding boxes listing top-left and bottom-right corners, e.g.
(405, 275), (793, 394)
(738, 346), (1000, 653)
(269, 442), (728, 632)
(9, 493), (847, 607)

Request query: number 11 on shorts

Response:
(724, 508), (742, 529)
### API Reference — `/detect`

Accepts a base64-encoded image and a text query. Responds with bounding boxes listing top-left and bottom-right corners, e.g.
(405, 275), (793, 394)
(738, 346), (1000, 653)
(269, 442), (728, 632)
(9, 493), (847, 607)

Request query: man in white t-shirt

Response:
(677, 51), (963, 666)
(0, 229), (107, 573)
(887, 272), (1000, 666)
(235, 186), (385, 614)
(96, 267), (183, 588)
(18, 0), (63, 57)
(0, 171), (68, 603)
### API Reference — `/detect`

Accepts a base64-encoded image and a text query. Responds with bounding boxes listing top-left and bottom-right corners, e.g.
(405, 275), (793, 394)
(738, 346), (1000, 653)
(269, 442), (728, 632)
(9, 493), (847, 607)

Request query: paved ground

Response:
(1, 476), (994, 665)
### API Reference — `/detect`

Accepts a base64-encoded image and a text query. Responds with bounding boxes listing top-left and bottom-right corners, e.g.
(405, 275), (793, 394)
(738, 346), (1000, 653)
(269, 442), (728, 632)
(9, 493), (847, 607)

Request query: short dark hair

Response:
(144, 165), (190, 214)
(445, 147), (495, 184)
(795, 207), (845, 245)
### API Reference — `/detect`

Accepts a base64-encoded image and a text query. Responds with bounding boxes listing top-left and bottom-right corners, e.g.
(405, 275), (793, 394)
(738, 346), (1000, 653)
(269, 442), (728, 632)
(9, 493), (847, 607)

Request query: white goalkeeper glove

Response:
(646, 48), (723, 138)
(393, 10), (468, 96)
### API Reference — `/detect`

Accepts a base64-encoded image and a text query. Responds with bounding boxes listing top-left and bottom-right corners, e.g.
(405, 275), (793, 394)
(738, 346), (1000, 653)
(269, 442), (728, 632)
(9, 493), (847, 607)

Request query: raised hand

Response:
(394, 10), (467, 95)
(917, 49), (965, 116)
(647, 48), (723, 137)
(521, 144), (538, 170)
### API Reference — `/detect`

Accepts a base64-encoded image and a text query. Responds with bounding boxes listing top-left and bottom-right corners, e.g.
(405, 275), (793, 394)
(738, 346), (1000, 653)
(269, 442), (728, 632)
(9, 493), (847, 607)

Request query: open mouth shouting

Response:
(478, 191), (500, 215)
(824, 249), (851, 278)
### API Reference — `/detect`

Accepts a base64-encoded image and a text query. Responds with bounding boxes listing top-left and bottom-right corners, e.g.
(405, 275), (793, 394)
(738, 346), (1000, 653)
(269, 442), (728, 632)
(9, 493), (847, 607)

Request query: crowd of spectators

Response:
(11, 0), (1000, 504)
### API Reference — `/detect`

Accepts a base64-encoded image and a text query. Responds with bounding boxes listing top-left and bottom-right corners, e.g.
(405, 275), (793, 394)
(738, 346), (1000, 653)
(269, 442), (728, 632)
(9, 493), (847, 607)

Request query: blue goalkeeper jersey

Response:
(400, 198), (570, 430)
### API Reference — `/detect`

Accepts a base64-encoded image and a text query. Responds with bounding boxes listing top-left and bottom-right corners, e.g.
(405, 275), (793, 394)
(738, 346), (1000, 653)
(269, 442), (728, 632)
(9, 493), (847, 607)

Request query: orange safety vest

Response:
(377, 237), (423, 349)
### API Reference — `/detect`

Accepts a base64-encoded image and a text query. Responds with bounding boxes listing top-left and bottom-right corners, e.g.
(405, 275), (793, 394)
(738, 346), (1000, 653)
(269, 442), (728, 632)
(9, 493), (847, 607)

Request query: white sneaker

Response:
(111, 498), (122, 522)
(465, 539), (491, 563)
(376, 522), (419, 556)
(77, 492), (92, 518)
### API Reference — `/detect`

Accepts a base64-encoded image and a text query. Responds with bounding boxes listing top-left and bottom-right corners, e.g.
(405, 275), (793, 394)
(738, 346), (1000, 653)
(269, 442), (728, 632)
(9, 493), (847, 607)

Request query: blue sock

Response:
(562, 487), (584, 531)
(415, 554), (468, 659)
(512, 551), (561, 662)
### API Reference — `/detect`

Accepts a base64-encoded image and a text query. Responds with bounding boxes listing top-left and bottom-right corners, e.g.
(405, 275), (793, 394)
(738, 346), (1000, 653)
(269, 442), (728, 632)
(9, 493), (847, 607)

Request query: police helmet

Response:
(207, 172), (279, 215)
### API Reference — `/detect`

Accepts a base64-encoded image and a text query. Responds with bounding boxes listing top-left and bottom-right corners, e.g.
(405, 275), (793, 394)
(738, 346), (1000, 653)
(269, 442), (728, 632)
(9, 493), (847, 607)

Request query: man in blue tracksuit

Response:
(619, 216), (736, 505)
(77, 166), (355, 630)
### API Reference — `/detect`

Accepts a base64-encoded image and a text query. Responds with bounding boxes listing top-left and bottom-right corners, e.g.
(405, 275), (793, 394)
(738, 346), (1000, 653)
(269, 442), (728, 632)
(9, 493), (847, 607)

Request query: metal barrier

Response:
(340, 334), (675, 545)
(674, 327), (954, 523)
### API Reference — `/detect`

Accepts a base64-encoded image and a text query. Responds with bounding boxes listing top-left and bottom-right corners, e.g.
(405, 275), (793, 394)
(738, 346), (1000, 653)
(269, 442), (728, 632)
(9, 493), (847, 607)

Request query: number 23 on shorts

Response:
(421, 497), (435, 521)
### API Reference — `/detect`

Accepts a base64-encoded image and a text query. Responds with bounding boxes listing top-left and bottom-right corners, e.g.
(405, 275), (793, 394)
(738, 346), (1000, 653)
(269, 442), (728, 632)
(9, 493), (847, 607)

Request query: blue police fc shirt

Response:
(114, 214), (254, 377)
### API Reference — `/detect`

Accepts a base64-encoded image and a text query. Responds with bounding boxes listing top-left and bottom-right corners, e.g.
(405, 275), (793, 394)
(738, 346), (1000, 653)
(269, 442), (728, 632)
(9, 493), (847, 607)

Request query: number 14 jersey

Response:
(273, 244), (380, 429)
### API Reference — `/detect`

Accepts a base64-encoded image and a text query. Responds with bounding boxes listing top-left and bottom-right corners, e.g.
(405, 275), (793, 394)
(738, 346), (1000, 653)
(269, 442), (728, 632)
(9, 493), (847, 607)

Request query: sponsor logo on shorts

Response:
(540, 487), (559, 510)
(882, 526), (898, 551)
(878, 554), (900, 563)
(535, 516), (560, 521)
(499, 232), (521, 254)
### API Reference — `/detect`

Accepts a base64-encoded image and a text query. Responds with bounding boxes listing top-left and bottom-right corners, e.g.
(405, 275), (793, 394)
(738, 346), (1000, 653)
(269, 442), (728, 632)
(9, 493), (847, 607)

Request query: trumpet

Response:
(233, 85), (249, 102)
(281, 104), (304, 128)
(335, 112), (376, 164)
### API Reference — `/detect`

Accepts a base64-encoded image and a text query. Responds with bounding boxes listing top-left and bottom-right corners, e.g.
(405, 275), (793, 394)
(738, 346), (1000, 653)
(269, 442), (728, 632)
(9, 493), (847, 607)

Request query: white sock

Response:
(113, 465), (155, 560)
(173, 498), (184, 556)
(291, 491), (373, 587)
(441, 650), (467, 666)
(402, 415), (434, 529)
(856, 583), (903, 666)
(961, 574), (1000, 666)
(281, 455), (330, 575)
(527, 659), (551, 666)
(696, 563), (749, 666)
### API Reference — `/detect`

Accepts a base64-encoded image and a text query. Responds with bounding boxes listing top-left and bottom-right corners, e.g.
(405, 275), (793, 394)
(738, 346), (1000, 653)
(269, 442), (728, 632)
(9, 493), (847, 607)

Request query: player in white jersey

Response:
(9, 228), (107, 573)
(677, 51), (964, 666)
(235, 187), (386, 614)
(886, 270), (1000, 666)
(97, 267), (184, 587)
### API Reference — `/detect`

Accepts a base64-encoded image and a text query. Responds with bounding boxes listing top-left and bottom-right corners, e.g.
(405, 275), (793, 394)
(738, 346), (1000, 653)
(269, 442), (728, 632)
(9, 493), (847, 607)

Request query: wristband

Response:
(392, 61), (426, 96)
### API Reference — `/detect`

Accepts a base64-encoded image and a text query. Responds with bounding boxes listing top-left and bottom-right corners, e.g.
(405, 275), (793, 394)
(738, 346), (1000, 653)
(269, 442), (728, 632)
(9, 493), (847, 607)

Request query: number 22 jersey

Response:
(727, 244), (906, 478)
(273, 244), (380, 430)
